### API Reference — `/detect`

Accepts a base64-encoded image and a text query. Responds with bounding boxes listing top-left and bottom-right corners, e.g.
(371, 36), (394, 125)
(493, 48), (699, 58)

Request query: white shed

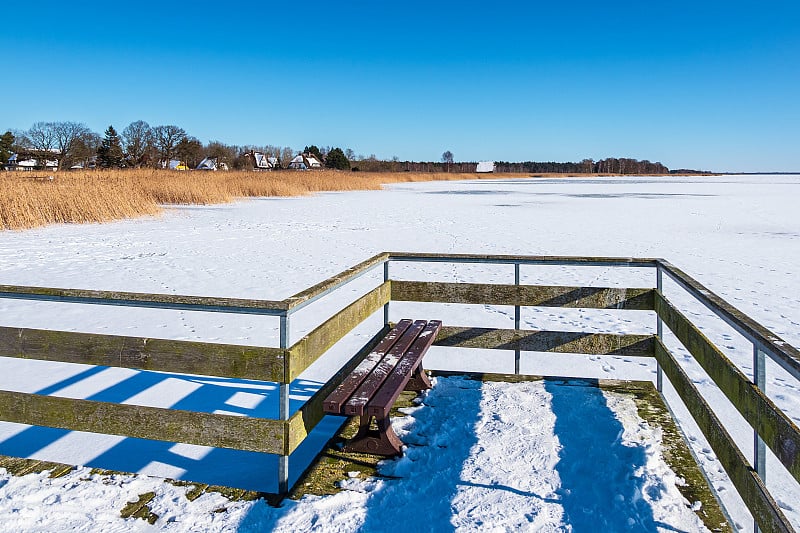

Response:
(476, 161), (495, 173)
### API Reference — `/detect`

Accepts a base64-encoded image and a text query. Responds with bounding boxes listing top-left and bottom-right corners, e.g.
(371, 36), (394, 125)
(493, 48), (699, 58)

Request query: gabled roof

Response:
(6, 153), (56, 168)
(196, 157), (218, 170)
(289, 153), (322, 168)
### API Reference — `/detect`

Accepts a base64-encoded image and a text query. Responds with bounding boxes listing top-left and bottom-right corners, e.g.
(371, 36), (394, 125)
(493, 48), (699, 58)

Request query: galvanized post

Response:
(656, 264), (663, 393)
(279, 312), (290, 495)
(752, 342), (766, 533)
(753, 343), (767, 474)
(514, 263), (521, 374)
(383, 260), (390, 325)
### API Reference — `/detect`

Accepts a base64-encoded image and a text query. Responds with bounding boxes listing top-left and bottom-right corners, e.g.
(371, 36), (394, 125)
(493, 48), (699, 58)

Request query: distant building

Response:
(476, 161), (496, 173)
(5, 152), (58, 171)
(248, 151), (279, 170)
(288, 153), (322, 170)
(165, 159), (189, 171)
(196, 157), (229, 171)
(70, 156), (97, 170)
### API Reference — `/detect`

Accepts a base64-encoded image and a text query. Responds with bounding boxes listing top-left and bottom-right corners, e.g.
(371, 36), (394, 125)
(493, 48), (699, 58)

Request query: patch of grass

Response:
(289, 390), (420, 500)
(120, 491), (158, 524)
(0, 455), (75, 478)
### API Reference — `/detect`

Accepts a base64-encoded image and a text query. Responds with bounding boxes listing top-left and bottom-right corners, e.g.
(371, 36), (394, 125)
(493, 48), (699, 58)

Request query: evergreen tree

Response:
(175, 136), (204, 168)
(0, 131), (14, 165)
(96, 125), (125, 168)
(325, 147), (350, 170)
(303, 145), (322, 160)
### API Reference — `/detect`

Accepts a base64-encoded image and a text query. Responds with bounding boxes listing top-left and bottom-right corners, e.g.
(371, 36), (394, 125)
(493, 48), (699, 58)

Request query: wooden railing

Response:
(0, 252), (798, 532)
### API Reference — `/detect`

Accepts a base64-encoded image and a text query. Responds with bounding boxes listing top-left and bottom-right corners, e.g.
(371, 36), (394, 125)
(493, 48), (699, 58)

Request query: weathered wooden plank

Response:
(654, 340), (792, 533)
(367, 320), (441, 418)
(656, 292), (800, 484)
(0, 390), (286, 455)
(0, 326), (286, 383)
(323, 320), (412, 414)
(283, 252), (389, 310)
(344, 321), (427, 416)
(657, 260), (800, 379)
(392, 281), (654, 310)
(434, 326), (654, 357)
(287, 282), (391, 381)
(288, 326), (391, 454)
(0, 284), (286, 314)
(387, 252), (659, 267)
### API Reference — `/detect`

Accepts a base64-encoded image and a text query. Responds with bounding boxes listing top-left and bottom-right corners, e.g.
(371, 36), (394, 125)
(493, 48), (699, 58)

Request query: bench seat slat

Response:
(323, 319), (413, 414)
(343, 320), (427, 416)
(367, 320), (442, 418)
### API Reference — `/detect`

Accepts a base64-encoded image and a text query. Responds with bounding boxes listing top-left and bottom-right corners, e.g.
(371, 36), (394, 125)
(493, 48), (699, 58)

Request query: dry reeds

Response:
(0, 169), (533, 230)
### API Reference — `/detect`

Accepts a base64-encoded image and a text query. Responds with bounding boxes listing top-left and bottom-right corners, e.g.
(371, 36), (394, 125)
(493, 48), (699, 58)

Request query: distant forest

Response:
(352, 158), (676, 174)
(1, 120), (703, 174)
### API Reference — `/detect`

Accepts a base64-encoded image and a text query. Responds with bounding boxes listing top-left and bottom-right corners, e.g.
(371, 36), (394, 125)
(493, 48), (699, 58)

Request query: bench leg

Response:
(343, 415), (404, 456)
(404, 363), (432, 392)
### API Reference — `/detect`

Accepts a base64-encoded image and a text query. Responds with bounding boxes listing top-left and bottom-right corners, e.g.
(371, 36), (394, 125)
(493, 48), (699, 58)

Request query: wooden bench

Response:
(323, 319), (442, 456)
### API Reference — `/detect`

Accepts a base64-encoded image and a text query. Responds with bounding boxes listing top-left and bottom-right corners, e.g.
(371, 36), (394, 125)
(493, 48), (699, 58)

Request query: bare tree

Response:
(152, 125), (186, 167)
(27, 122), (58, 153)
(280, 146), (294, 168)
(11, 129), (33, 152)
(53, 121), (92, 169)
(71, 131), (102, 169)
(205, 141), (237, 168)
(441, 150), (454, 172)
(122, 120), (155, 167)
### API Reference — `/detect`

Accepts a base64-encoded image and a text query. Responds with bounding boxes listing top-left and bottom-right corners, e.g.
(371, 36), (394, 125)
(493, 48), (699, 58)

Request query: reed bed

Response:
(0, 169), (533, 230)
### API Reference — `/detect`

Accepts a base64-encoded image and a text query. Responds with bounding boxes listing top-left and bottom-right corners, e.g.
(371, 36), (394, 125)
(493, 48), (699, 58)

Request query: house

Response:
(288, 153), (322, 170)
(196, 157), (229, 171)
(70, 156), (97, 170)
(5, 153), (58, 171)
(476, 161), (496, 173)
(248, 151), (279, 170)
(163, 159), (189, 171)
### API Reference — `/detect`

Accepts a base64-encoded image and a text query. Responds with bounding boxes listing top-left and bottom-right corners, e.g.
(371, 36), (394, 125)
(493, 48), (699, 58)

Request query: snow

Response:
(0, 174), (798, 531)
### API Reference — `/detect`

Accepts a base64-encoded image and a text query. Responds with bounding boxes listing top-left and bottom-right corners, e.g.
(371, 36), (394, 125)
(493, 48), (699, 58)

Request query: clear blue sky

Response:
(3, 0), (799, 172)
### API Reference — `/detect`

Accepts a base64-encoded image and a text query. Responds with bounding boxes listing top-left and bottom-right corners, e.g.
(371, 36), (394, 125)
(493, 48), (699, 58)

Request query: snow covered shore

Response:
(0, 174), (797, 531)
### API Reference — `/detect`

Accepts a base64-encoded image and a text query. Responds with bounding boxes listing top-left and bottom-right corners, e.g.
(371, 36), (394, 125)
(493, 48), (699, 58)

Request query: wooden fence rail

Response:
(655, 292), (800, 484)
(0, 326), (286, 382)
(0, 252), (797, 533)
(654, 340), (793, 532)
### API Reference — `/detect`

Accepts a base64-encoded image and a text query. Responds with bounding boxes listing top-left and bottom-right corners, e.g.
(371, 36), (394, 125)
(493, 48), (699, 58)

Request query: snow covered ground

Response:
(0, 174), (798, 531)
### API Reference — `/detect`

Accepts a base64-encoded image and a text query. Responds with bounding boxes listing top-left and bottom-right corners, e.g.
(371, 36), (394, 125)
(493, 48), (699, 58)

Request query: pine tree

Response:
(303, 145), (323, 160)
(325, 147), (350, 170)
(97, 125), (125, 168)
(0, 131), (14, 166)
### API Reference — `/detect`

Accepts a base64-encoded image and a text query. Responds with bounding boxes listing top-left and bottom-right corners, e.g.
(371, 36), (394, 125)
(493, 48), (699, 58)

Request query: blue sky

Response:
(3, 1), (799, 171)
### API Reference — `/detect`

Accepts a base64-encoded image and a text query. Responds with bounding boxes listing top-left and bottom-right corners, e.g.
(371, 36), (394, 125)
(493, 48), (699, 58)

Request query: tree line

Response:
(494, 158), (669, 174)
(1, 120), (677, 174)
(0, 122), (356, 171)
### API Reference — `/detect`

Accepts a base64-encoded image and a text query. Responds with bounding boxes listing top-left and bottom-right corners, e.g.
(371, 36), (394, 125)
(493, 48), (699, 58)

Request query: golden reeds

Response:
(0, 169), (533, 230)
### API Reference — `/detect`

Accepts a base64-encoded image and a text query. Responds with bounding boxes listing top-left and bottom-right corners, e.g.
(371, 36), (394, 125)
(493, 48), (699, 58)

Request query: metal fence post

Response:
(753, 342), (767, 533)
(279, 312), (291, 494)
(753, 342), (767, 474)
(384, 260), (390, 325)
(656, 264), (663, 393)
(514, 263), (521, 374)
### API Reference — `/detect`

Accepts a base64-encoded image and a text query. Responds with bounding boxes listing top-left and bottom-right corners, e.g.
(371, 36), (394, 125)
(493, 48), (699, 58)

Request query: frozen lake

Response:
(0, 174), (798, 531)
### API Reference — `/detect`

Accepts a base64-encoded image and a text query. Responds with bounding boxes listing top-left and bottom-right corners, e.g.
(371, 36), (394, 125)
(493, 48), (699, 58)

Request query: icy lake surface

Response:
(0, 174), (798, 531)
